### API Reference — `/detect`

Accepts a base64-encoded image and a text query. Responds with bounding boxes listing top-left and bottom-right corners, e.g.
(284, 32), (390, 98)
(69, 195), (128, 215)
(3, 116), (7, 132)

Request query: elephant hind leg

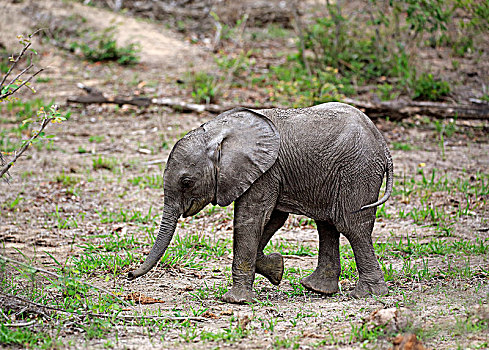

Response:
(343, 215), (388, 298)
(256, 210), (288, 285)
(301, 221), (341, 295)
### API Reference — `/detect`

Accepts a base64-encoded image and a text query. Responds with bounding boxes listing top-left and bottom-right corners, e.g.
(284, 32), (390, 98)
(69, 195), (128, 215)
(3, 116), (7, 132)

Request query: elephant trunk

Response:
(128, 205), (179, 280)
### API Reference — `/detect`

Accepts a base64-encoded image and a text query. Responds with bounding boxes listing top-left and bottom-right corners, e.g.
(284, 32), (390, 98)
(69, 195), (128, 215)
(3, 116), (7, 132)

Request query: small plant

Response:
(412, 73), (451, 101)
(266, 64), (349, 107)
(187, 72), (220, 104)
(92, 156), (117, 171)
(376, 83), (399, 101)
(71, 26), (140, 65)
(89, 135), (104, 143)
(128, 174), (164, 189)
(392, 142), (413, 151)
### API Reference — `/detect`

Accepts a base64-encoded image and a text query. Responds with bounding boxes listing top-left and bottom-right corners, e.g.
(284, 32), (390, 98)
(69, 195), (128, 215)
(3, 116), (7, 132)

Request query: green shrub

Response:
(413, 73), (451, 101)
(187, 72), (220, 104)
(302, 17), (393, 82)
(266, 62), (351, 107)
(71, 26), (140, 65)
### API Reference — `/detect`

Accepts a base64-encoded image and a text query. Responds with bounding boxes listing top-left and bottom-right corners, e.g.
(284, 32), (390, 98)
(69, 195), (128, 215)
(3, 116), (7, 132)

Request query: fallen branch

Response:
(68, 85), (489, 121)
(0, 255), (129, 305)
(2, 320), (37, 327)
(67, 83), (151, 107)
(67, 84), (274, 113)
(342, 98), (489, 120)
(153, 97), (222, 113)
(0, 291), (206, 322)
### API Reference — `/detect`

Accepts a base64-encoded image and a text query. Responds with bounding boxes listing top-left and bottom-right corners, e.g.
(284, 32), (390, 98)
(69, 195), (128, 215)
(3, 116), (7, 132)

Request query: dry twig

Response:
(0, 291), (206, 322)
(0, 108), (57, 180)
(0, 30), (44, 100)
(0, 255), (129, 305)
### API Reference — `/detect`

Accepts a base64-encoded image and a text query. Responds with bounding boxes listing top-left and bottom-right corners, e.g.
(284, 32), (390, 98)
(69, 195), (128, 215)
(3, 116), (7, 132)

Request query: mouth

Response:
(183, 198), (206, 217)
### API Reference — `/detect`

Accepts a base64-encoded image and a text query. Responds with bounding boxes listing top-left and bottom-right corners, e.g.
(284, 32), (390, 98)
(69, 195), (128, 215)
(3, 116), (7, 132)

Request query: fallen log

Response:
(67, 84), (151, 107)
(342, 97), (489, 120)
(67, 84), (272, 113)
(67, 84), (489, 120)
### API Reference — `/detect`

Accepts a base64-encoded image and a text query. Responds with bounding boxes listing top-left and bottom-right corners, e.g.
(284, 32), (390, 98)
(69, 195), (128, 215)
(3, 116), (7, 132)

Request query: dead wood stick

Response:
(67, 83), (151, 107)
(0, 291), (206, 322)
(0, 255), (129, 305)
(342, 97), (489, 120)
(2, 320), (37, 327)
(68, 84), (489, 120)
(67, 85), (275, 113)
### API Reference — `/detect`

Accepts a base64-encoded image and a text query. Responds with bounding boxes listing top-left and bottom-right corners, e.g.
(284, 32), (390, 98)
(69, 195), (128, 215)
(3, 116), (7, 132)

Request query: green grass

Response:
(265, 240), (316, 256)
(160, 233), (232, 269)
(89, 135), (105, 143)
(35, 77), (52, 83)
(186, 71), (220, 104)
(128, 174), (165, 189)
(92, 156), (118, 171)
(72, 26), (140, 65)
(1, 194), (23, 210)
(56, 171), (79, 187)
(413, 73), (451, 101)
(390, 168), (488, 234)
(0, 254), (127, 348)
(49, 205), (80, 229)
(0, 325), (59, 349)
(199, 318), (248, 343)
(70, 250), (136, 275)
(392, 142), (413, 151)
(0, 98), (52, 120)
(78, 232), (144, 253)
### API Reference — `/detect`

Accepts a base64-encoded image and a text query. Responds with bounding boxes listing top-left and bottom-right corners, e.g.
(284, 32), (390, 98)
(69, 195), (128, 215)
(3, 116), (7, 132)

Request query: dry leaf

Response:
(124, 292), (165, 304)
(220, 309), (233, 316)
(238, 315), (250, 330)
(201, 310), (220, 319)
(391, 333), (427, 350)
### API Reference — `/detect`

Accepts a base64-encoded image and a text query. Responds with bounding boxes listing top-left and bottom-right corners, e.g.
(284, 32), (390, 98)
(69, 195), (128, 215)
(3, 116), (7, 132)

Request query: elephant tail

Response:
(358, 144), (393, 211)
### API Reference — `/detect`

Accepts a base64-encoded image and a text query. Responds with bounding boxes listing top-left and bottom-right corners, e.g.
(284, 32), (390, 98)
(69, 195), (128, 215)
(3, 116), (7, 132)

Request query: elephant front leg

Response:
(222, 189), (280, 304)
(221, 212), (261, 304)
(301, 221), (341, 295)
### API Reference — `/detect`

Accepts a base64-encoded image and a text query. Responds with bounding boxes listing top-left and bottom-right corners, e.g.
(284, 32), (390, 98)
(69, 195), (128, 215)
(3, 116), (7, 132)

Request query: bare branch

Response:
(0, 42), (31, 89)
(0, 107), (53, 179)
(0, 67), (45, 100)
(0, 30), (45, 99)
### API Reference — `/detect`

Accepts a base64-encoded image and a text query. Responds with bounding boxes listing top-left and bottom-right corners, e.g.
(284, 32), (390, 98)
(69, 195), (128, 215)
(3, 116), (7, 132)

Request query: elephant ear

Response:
(204, 108), (280, 206)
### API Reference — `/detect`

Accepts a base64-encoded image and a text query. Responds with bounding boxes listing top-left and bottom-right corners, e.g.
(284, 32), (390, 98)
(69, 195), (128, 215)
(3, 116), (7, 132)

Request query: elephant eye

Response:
(181, 177), (194, 188)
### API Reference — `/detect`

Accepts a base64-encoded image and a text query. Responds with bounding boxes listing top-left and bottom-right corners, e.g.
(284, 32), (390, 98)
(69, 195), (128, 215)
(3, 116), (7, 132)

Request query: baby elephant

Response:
(128, 103), (393, 303)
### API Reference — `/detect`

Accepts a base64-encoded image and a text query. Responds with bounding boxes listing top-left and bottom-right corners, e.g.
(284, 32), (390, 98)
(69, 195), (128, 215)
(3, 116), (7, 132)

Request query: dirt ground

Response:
(1, 0), (488, 349)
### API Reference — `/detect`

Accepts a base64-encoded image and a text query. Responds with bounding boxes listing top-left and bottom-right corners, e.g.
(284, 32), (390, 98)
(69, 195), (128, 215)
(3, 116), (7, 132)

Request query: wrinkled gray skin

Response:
(128, 102), (393, 304)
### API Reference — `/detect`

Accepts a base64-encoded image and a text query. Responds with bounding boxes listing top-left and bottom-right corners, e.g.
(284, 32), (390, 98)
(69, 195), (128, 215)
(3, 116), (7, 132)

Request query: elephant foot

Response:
(301, 271), (339, 295)
(350, 278), (388, 298)
(256, 253), (284, 286)
(222, 287), (255, 304)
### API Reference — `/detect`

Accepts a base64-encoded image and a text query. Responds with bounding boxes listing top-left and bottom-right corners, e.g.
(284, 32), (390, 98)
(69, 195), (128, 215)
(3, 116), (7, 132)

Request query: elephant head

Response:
(128, 108), (280, 280)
